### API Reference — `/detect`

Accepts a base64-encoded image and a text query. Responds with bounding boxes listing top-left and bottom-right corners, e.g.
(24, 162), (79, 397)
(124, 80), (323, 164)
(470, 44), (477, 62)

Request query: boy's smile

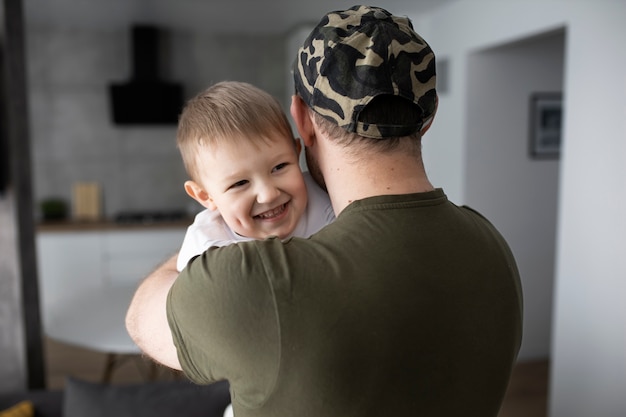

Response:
(185, 132), (307, 240)
(255, 203), (288, 220)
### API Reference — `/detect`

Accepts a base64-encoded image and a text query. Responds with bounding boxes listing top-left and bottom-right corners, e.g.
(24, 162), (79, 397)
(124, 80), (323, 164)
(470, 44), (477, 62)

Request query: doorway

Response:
(464, 28), (566, 361)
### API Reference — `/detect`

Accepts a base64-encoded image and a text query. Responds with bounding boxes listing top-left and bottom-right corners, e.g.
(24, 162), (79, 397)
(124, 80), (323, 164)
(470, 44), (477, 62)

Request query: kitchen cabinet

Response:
(36, 224), (187, 325)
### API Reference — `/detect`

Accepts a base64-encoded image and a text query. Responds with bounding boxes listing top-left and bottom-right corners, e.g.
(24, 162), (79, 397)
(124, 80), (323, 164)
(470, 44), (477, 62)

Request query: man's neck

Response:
(325, 152), (434, 215)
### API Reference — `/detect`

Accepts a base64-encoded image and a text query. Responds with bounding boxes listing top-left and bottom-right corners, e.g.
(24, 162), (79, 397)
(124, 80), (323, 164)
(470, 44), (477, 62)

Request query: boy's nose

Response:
(256, 183), (281, 204)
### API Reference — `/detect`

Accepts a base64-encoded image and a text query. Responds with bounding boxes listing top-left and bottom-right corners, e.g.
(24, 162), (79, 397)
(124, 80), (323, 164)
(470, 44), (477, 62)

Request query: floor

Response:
(45, 337), (549, 417)
(498, 359), (550, 417)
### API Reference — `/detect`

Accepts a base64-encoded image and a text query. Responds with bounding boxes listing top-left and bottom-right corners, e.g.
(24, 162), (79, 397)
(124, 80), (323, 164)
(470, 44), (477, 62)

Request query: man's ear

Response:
(290, 95), (316, 147)
(184, 180), (217, 211)
(293, 137), (302, 156)
(420, 94), (438, 136)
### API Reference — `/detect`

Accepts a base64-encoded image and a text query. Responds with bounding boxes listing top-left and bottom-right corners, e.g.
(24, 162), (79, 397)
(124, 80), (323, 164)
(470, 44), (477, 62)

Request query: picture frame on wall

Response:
(529, 92), (562, 159)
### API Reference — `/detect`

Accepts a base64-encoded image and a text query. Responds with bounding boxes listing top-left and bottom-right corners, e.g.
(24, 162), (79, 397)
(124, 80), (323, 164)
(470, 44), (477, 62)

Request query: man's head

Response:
(178, 81), (308, 240)
(293, 5), (437, 141)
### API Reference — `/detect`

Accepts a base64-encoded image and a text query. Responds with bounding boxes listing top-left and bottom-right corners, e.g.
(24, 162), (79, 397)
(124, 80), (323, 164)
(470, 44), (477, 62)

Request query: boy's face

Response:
(186, 133), (307, 240)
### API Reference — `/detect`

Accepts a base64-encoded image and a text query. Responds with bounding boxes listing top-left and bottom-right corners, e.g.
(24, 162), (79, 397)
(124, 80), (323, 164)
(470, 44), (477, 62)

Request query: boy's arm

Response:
(126, 254), (182, 370)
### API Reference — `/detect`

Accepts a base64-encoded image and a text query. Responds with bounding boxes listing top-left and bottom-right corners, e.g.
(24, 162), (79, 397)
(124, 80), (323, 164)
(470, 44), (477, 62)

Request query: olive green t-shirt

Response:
(168, 189), (523, 417)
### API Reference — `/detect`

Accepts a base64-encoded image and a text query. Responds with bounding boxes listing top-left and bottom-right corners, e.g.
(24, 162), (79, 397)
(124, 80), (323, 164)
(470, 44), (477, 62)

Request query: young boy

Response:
(175, 81), (335, 271)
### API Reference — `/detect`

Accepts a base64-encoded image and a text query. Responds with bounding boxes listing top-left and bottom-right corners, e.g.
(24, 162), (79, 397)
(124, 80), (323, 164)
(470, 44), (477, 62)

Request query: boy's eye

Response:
(229, 179), (248, 189)
(272, 162), (289, 173)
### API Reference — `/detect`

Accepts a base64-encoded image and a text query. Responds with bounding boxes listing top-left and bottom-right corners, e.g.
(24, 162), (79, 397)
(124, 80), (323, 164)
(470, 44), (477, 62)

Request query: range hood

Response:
(109, 25), (183, 125)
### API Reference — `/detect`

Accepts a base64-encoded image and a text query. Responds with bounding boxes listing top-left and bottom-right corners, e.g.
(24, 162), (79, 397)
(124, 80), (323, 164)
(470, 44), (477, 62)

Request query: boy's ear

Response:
(290, 95), (316, 147)
(184, 180), (217, 211)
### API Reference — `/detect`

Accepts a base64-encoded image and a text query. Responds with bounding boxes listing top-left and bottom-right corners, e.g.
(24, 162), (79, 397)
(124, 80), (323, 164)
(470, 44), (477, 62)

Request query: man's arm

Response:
(126, 254), (182, 370)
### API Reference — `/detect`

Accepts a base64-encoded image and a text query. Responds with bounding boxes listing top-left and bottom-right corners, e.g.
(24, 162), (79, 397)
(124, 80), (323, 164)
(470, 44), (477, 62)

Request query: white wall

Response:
(550, 4), (626, 417)
(410, 1), (626, 416)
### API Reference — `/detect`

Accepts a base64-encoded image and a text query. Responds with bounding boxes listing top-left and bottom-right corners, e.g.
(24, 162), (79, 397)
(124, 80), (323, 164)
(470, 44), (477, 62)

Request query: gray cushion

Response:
(63, 377), (230, 417)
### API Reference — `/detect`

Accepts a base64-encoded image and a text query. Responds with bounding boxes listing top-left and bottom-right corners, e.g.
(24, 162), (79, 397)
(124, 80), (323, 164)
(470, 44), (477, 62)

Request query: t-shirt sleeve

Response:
(167, 242), (282, 407)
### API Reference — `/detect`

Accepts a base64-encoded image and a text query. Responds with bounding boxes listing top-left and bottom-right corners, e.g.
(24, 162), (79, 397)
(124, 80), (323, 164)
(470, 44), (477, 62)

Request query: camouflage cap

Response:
(293, 5), (437, 139)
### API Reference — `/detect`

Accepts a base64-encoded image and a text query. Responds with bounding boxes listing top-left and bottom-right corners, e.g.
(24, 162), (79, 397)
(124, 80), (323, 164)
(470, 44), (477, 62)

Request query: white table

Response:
(44, 284), (152, 382)
(36, 227), (188, 382)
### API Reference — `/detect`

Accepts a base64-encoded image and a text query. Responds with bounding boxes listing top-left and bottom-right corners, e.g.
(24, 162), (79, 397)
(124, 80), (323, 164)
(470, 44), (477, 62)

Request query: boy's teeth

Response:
(257, 204), (285, 219)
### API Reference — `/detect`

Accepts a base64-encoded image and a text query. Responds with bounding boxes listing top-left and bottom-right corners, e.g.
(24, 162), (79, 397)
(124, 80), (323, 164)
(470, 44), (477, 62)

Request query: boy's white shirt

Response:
(176, 172), (335, 271)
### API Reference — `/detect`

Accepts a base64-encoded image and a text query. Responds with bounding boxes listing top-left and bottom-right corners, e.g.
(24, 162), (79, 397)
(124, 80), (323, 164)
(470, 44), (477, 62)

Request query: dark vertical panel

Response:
(1, 0), (46, 389)
(0, 48), (8, 194)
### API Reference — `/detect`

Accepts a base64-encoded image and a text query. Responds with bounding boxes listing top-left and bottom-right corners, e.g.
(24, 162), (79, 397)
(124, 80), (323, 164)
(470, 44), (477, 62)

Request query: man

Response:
(126, 5), (523, 417)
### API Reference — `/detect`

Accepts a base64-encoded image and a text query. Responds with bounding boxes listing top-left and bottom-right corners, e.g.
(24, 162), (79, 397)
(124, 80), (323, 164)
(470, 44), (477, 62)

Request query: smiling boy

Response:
(176, 81), (334, 271)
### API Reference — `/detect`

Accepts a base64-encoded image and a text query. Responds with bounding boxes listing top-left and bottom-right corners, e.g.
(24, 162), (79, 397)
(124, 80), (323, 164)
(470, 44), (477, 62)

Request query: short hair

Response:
(177, 81), (294, 182)
(310, 95), (425, 158)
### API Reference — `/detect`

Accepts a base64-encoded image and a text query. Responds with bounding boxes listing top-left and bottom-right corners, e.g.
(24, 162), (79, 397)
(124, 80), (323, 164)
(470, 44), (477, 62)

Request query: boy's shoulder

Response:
(192, 207), (223, 224)
(301, 171), (335, 227)
(190, 209), (241, 242)
(302, 172), (328, 202)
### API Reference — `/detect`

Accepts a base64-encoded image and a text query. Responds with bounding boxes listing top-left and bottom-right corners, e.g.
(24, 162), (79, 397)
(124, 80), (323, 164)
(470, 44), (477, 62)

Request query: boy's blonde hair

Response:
(177, 81), (294, 182)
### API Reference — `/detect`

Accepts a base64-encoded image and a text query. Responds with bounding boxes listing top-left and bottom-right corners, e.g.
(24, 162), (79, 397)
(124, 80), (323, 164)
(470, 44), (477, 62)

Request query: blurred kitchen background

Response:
(26, 0), (315, 220)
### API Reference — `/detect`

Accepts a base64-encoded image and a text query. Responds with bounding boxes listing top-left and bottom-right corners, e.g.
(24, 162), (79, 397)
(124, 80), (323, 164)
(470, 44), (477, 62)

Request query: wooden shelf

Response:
(37, 219), (192, 232)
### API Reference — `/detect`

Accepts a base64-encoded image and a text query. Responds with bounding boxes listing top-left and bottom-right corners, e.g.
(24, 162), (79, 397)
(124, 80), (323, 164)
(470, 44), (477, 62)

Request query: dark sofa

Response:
(0, 378), (231, 417)
(0, 388), (63, 417)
